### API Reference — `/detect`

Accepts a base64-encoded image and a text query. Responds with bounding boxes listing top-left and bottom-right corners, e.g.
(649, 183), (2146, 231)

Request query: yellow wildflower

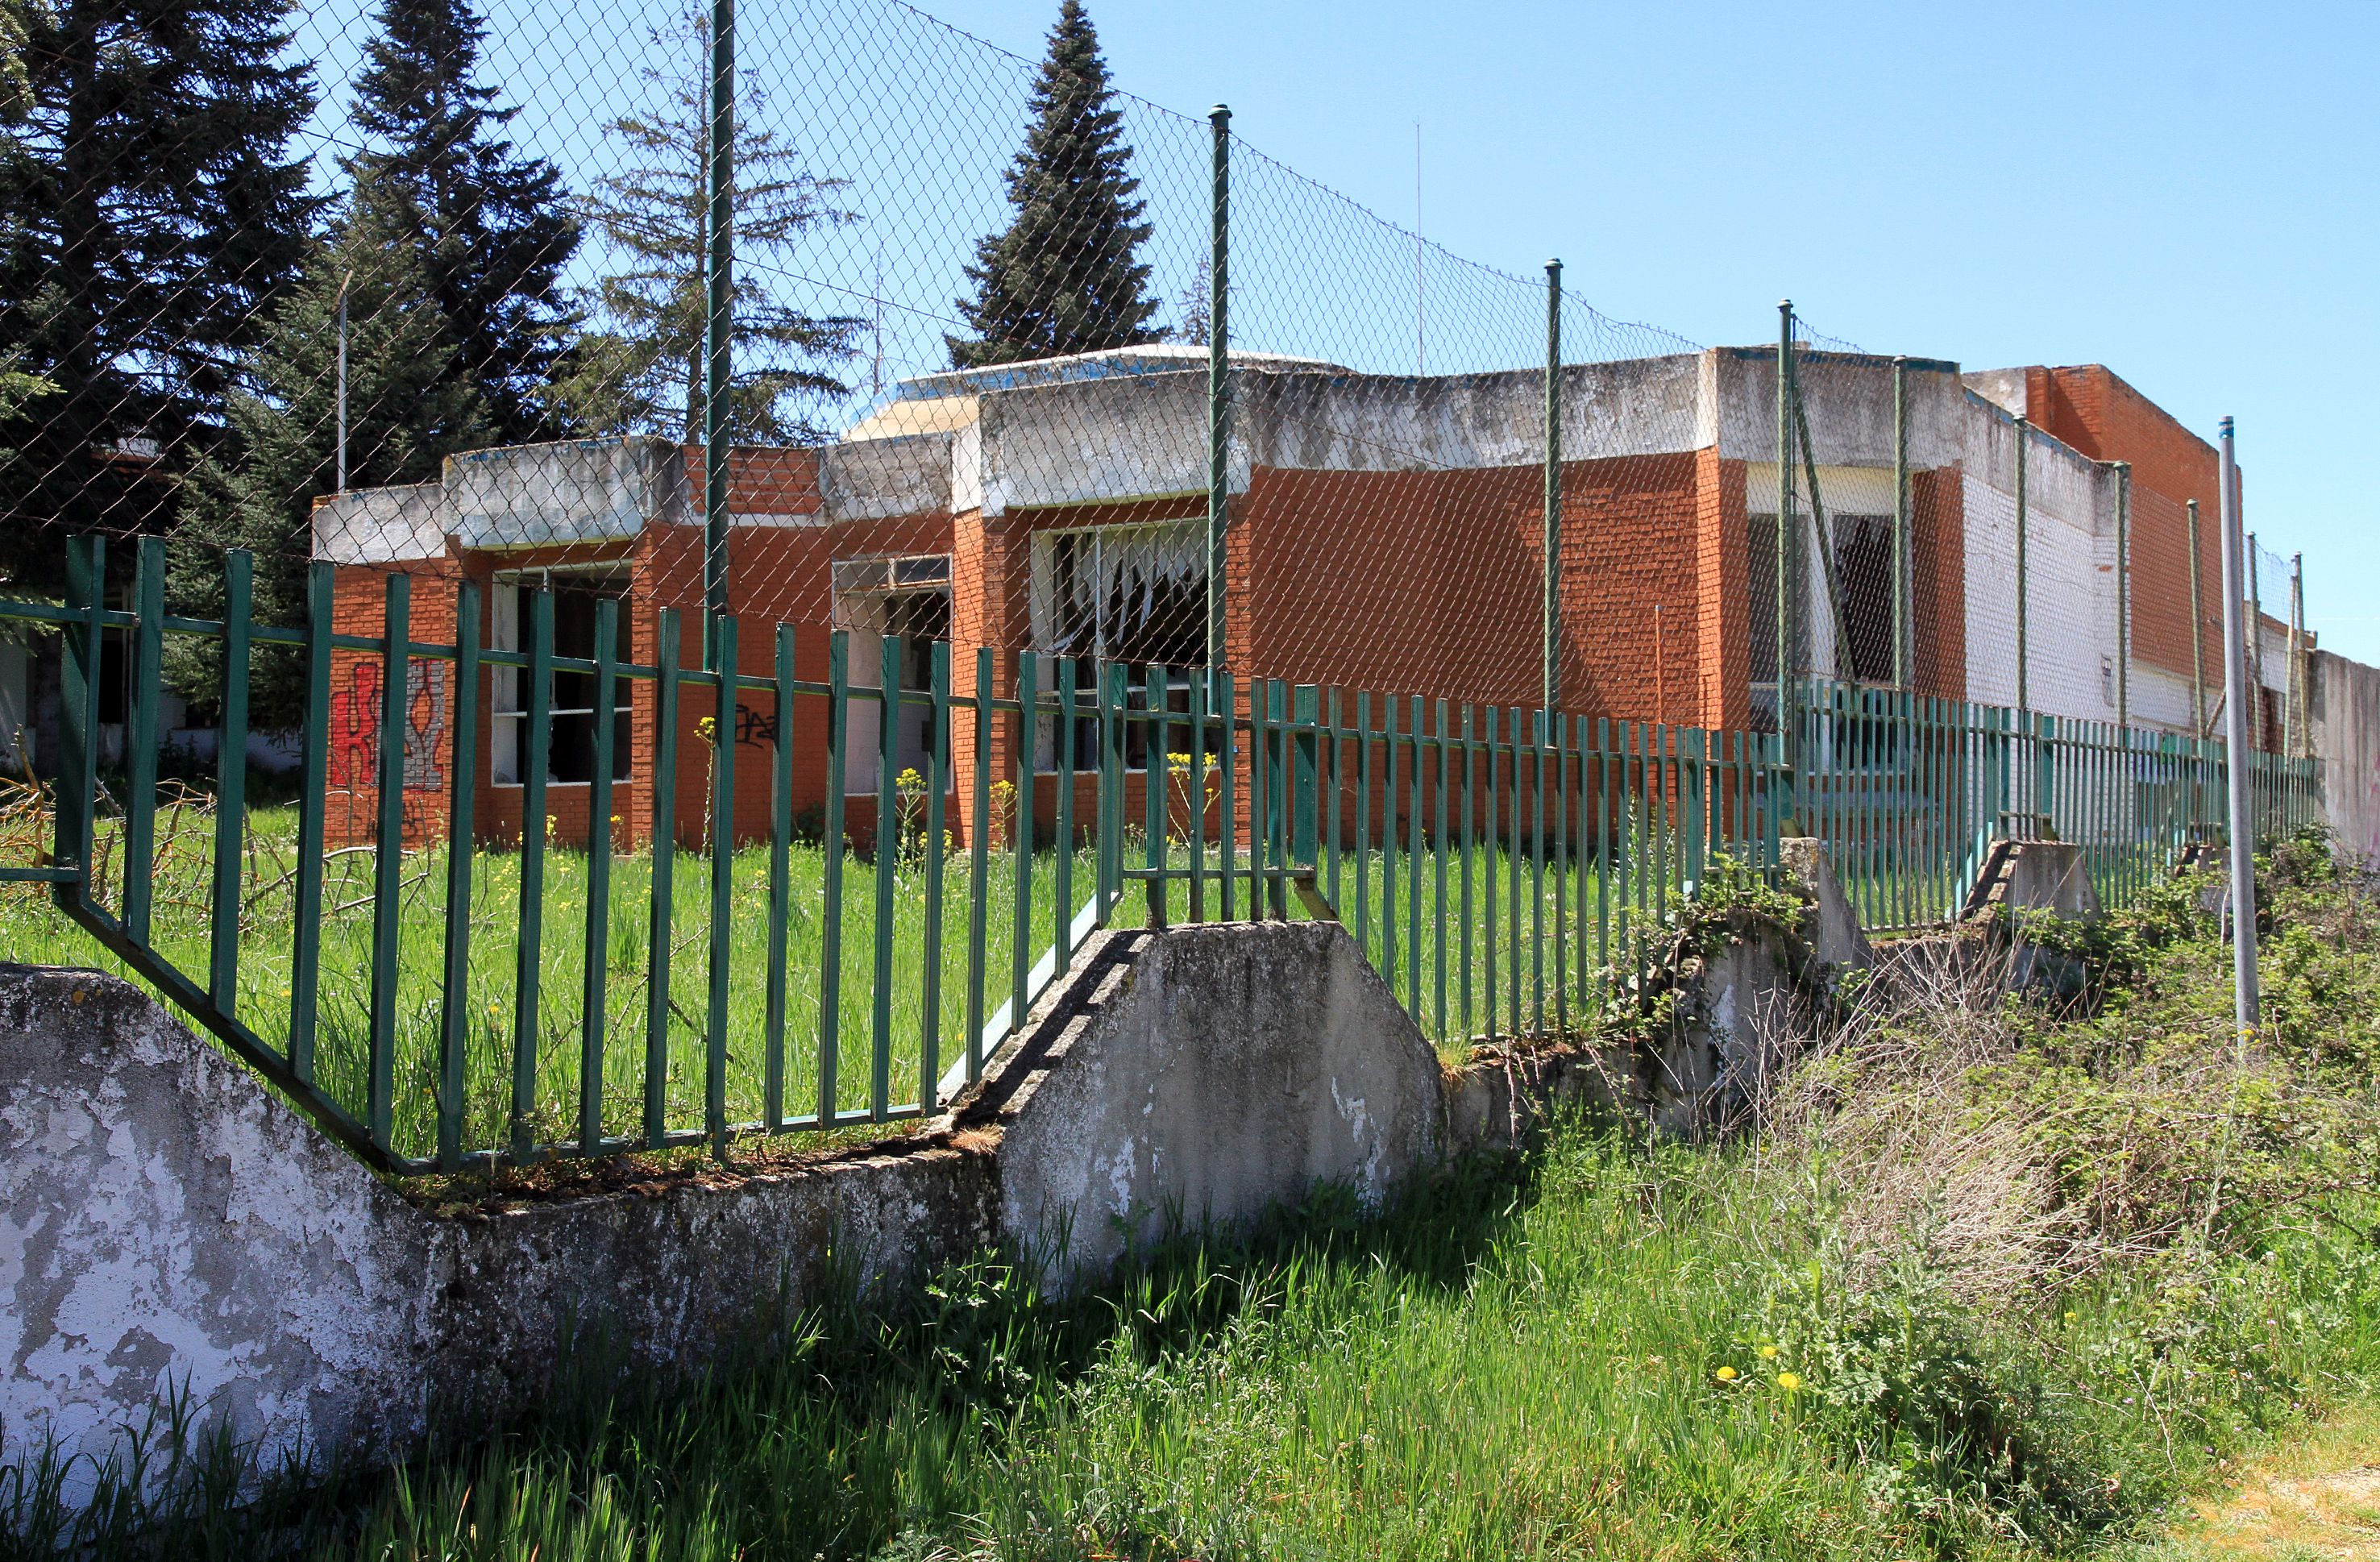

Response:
(1757, 1344), (1778, 1360)
(1776, 1371), (1802, 1391)
(1713, 1365), (1737, 1382)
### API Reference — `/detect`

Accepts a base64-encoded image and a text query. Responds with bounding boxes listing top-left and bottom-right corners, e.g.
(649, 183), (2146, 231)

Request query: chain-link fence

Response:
(0, 0), (2328, 1169)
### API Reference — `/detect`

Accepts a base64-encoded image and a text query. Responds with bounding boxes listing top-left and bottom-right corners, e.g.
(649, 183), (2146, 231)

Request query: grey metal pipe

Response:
(2218, 416), (2260, 1034)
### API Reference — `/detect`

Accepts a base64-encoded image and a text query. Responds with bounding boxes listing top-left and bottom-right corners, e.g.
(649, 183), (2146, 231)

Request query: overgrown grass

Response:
(0, 790), (1698, 1160)
(11, 833), (2380, 1560)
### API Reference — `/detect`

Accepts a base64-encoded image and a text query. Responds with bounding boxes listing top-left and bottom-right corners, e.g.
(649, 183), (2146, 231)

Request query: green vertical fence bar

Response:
(1295, 684), (1319, 878)
(870, 634), (902, 1123)
(511, 588), (552, 1160)
(1100, 662), (1126, 919)
(765, 624), (795, 1128)
(208, 550), (251, 1012)
(1406, 698), (1423, 1016)
(1530, 708), (1546, 1037)
(1146, 663), (1169, 922)
(922, 644), (950, 1107)
(1326, 688), (1345, 913)
(705, 616), (739, 1145)
(820, 631), (849, 1120)
(966, 649), (993, 1080)
(1507, 706), (1525, 1037)
(1483, 704), (1500, 1036)
(1551, 712), (1569, 1036)
(1595, 717), (1612, 980)
(1459, 704), (1476, 1041)
(1215, 670), (1234, 921)
(1055, 658), (1077, 957)
(1245, 681), (1266, 918)
(53, 536), (102, 908)
(643, 609), (681, 1149)
(579, 599), (619, 1157)
(1381, 696), (1401, 1007)
(369, 570), (413, 1153)
(1361, 690), (1380, 952)
(1433, 697), (1450, 1038)
(289, 557), (329, 1078)
(1011, 653), (1038, 1029)
(435, 581), (480, 1169)
(1188, 669), (1208, 923)
(123, 537), (165, 944)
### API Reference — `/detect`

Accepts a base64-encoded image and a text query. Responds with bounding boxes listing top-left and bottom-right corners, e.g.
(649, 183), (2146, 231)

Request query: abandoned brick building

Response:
(302, 343), (2301, 850)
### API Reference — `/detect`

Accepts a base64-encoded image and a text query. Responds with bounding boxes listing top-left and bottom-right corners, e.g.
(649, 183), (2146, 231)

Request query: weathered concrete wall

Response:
(2311, 649), (2380, 864)
(0, 963), (995, 1506)
(963, 923), (1441, 1290)
(2, 895), (1833, 1504)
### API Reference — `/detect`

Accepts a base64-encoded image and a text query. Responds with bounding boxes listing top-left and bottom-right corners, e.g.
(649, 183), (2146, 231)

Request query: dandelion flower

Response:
(1713, 1365), (1737, 1382)
(1776, 1372), (1802, 1391)
(1757, 1344), (1779, 1360)
(2063, 1311), (2078, 1324)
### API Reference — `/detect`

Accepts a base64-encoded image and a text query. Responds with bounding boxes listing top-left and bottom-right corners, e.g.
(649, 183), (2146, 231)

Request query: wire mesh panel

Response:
(0, 0), (2336, 1171)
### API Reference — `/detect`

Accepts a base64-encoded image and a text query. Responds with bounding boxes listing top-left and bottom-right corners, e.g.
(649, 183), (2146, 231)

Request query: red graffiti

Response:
(329, 660), (448, 791)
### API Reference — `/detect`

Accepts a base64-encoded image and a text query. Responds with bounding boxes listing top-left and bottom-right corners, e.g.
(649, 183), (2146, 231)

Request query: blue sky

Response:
(941, 0), (2378, 660)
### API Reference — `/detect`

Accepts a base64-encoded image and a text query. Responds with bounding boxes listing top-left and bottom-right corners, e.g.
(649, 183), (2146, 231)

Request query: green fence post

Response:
(510, 587), (554, 1158)
(369, 569), (413, 1155)
(871, 632), (900, 1124)
(922, 642), (951, 1105)
(1543, 258), (1563, 717)
(1206, 105), (1232, 672)
(123, 536), (165, 945)
(435, 580), (480, 1169)
(209, 550), (252, 1012)
(644, 607), (681, 1149)
(766, 623), (795, 1129)
(579, 598), (619, 1157)
(1294, 683), (1319, 869)
(966, 648), (993, 1080)
(289, 561), (331, 1081)
(820, 630), (849, 1121)
(53, 536), (102, 900)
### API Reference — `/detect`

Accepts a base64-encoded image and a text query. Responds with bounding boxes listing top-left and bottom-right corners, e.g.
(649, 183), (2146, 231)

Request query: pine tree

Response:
(557, 6), (862, 447)
(0, 0), (318, 595)
(349, 0), (581, 444)
(167, 181), (487, 725)
(949, 0), (1160, 369)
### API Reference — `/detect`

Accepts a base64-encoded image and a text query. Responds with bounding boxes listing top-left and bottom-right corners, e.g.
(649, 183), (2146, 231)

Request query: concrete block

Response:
(965, 923), (1442, 1292)
(1777, 837), (1872, 979)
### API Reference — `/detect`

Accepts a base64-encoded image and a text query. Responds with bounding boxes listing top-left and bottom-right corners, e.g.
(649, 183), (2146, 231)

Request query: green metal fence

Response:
(1792, 676), (2320, 933)
(0, 543), (2320, 1176)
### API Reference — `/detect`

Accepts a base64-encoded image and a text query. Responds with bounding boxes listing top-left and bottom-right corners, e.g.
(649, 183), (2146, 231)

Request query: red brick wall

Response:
(2025, 365), (2224, 684)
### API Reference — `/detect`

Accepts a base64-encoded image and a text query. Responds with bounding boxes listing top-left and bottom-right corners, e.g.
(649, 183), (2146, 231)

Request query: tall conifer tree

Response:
(0, 0), (318, 593)
(348, 0), (579, 444)
(168, 178), (487, 723)
(949, 0), (1160, 368)
(558, 6), (861, 446)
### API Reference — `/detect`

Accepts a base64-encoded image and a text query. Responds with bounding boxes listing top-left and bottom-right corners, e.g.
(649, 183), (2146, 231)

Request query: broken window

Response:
(491, 566), (634, 787)
(1029, 521), (1207, 771)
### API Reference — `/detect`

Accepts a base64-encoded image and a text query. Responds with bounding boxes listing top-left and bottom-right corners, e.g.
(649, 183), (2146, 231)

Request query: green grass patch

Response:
(12, 833), (2380, 1560)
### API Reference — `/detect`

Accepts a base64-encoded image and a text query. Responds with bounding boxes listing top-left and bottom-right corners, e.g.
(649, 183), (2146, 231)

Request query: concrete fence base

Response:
(0, 842), (1878, 1507)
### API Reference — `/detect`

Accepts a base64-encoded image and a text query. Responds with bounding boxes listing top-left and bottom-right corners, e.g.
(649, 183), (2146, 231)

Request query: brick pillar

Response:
(949, 507), (1024, 847)
(1695, 447), (1749, 733)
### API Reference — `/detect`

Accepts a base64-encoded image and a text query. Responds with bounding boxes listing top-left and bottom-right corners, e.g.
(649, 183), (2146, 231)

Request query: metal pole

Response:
(2247, 526), (2266, 751)
(2014, 415), (2029, 718)
(2287, 552), (2305, 757)
(334, 271), (352, 494)
(1542, 258), (1562, 716)
(1775, 302), (1796, 784)
(2113, 461), (2130, 729)
(2218, 416), (2260, 1033)
(2188, 498), (2207, 734)
(1206, 106), (1231, 673)
(1892, 355), (1909, 690)
(701, 0), (736, 658)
